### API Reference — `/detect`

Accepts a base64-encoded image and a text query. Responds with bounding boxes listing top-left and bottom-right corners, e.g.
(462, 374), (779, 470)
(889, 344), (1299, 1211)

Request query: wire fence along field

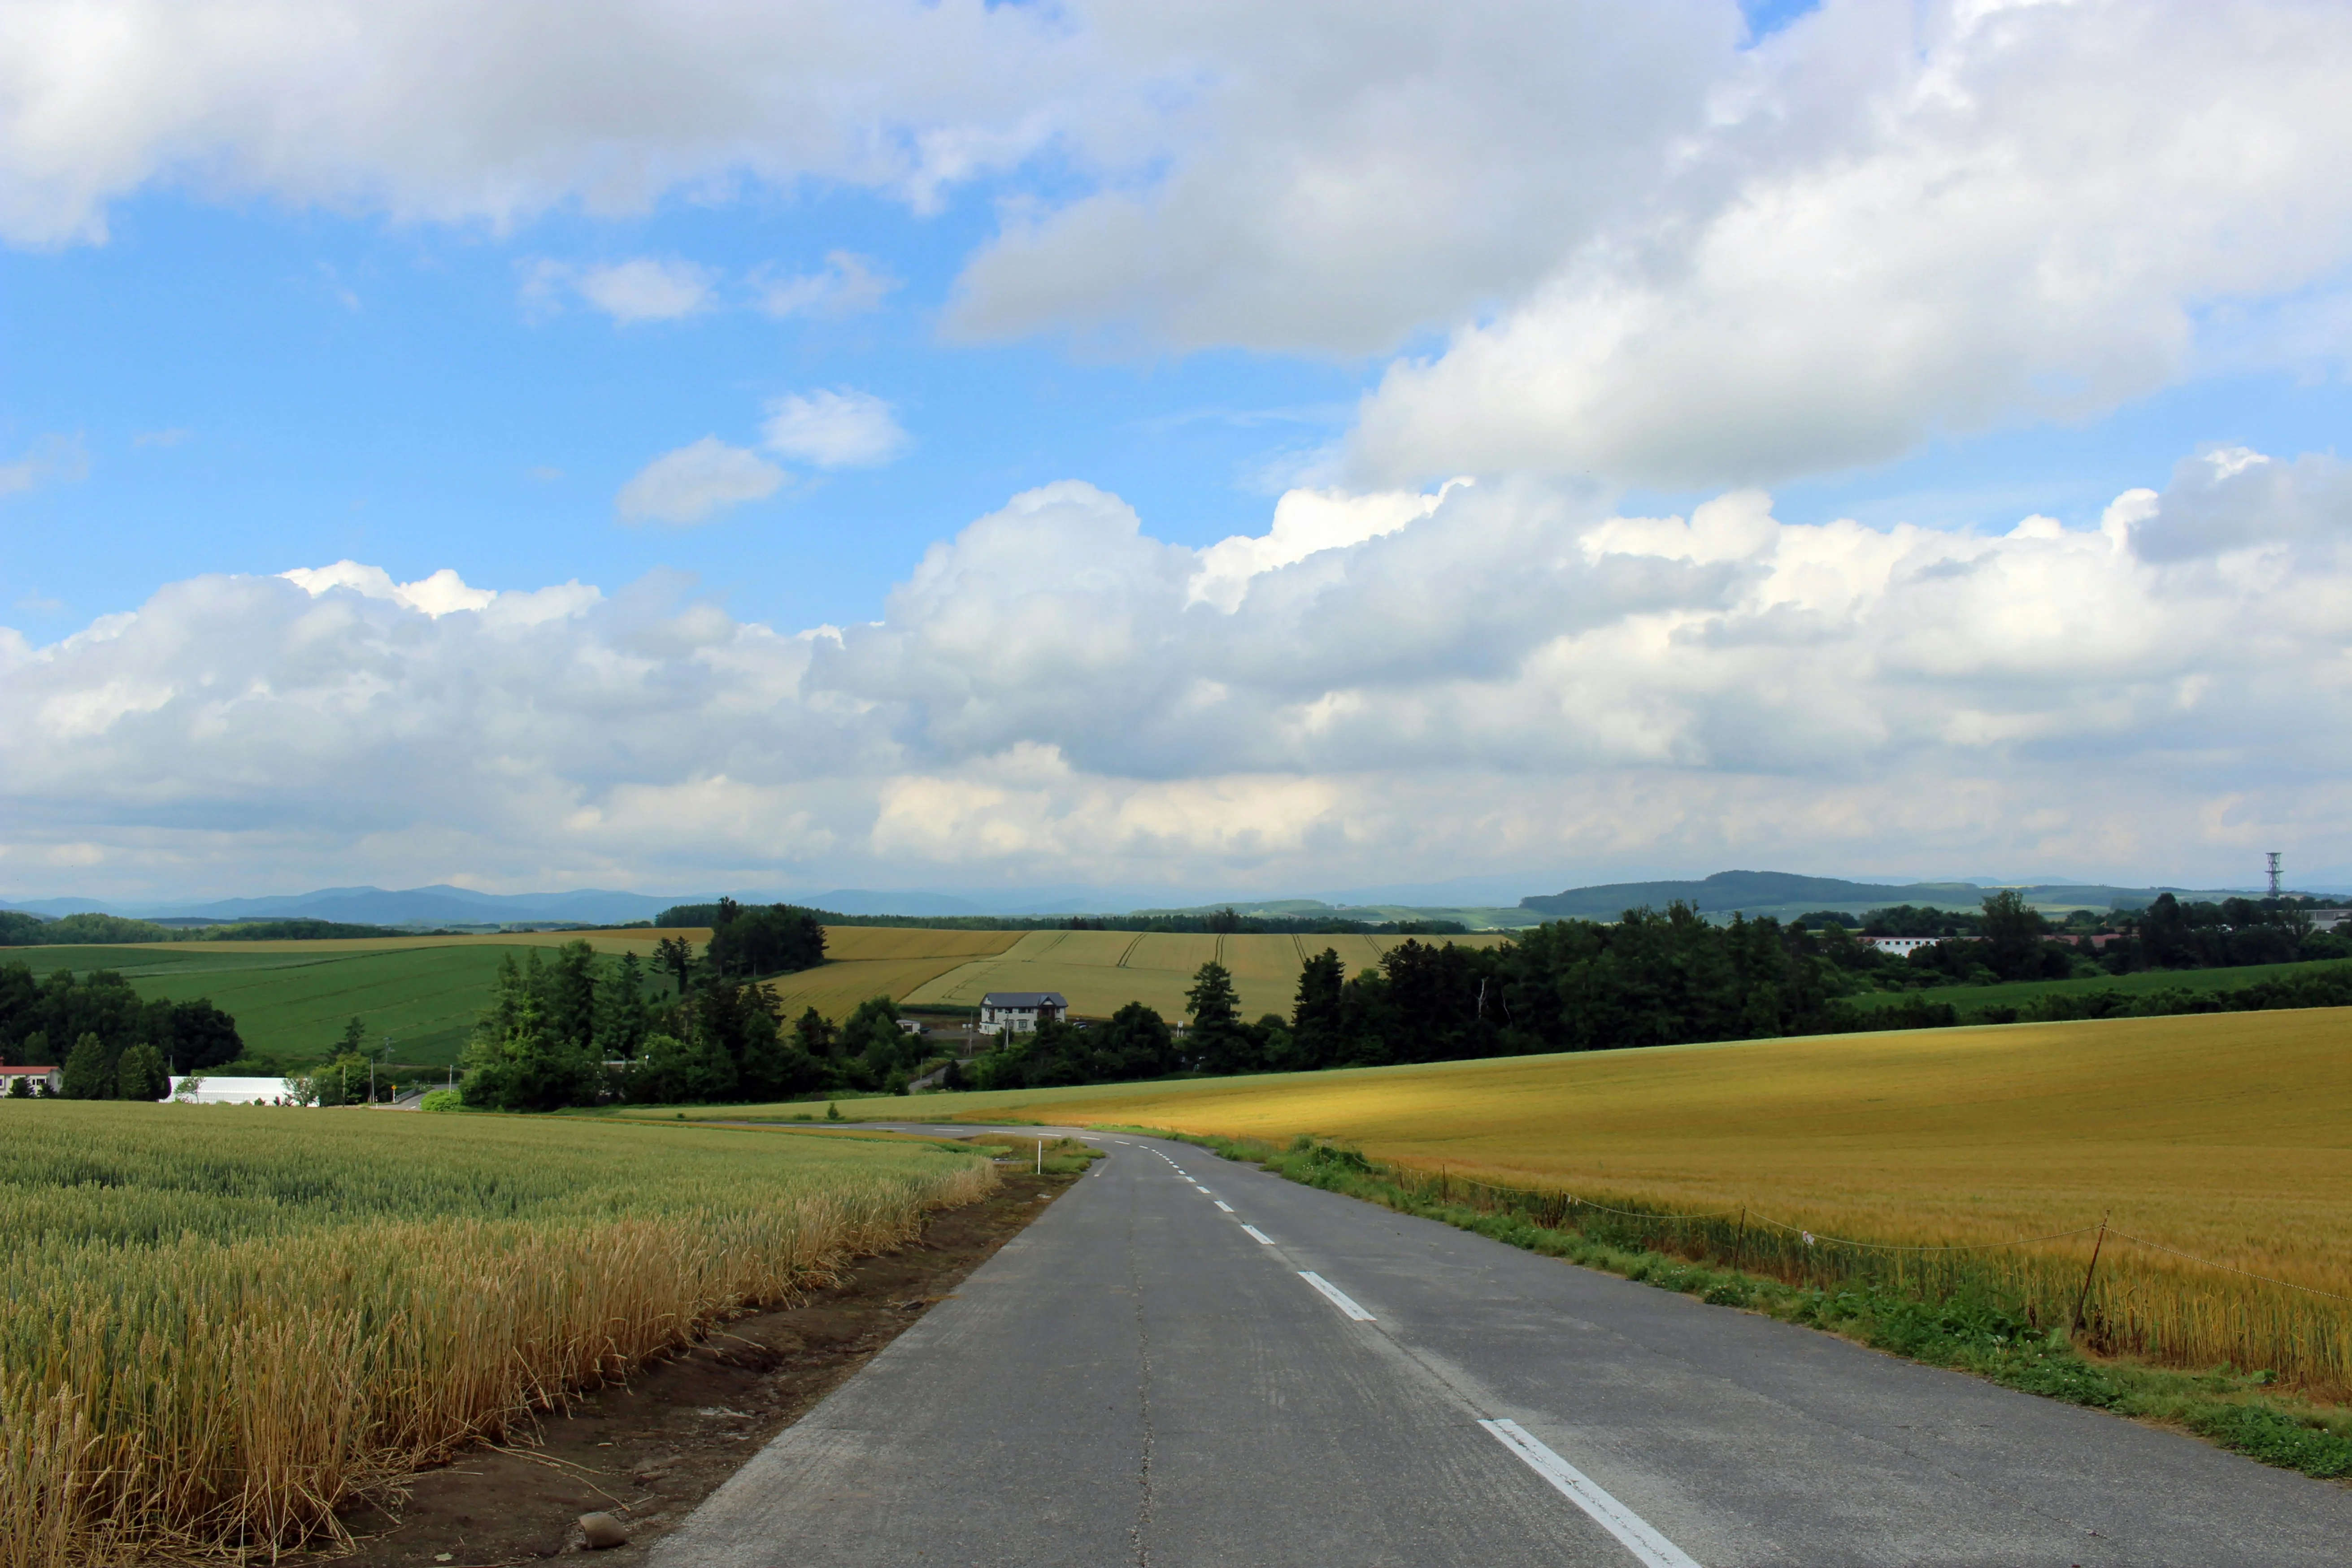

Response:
(0, 1106), (994, 1568)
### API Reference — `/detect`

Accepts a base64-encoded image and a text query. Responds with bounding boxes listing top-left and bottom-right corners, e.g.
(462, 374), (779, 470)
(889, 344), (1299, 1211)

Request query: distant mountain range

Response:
(0, 869), (2309, 930)
(1517, 869), (2265, 920)
(0, 883), (1121, 925)
(0, 885), (692, 926)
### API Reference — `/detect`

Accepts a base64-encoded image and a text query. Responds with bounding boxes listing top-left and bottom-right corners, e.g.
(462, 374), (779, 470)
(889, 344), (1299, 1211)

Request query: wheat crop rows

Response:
(0, 1105), (995, 1568)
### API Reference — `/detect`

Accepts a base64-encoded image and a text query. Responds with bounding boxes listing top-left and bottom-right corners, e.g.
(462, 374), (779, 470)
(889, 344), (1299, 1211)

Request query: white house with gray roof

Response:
(978, 992), (1069, 1034)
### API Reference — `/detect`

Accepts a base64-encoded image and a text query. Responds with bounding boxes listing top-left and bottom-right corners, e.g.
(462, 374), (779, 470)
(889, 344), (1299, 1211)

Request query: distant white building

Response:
(2313, 909), (2351, 934)
(1, 1064), (61, 1095)
(169, 1075), (305, 1105)
(978, 992), (1069, 1035)
(1860, 936), (1943, 956)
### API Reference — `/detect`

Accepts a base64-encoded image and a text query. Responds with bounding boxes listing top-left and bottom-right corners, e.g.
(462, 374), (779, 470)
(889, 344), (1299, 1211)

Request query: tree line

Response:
(652, 900), (1464, 937)
(961, 892), (2352, 1092)
(1802, 891), (2348, 981)
(0, 962), (244, 1099)
(0, 910), (418, 945)
(455, 904), (936, 1111)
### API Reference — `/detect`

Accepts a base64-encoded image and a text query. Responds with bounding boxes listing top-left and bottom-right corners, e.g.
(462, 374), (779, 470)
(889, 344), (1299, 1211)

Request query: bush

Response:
(418, 1089), (462, 1112)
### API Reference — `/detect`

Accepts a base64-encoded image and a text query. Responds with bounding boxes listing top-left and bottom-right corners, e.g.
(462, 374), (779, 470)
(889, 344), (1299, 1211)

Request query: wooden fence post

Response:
(2070, 1215), (2110, 1335)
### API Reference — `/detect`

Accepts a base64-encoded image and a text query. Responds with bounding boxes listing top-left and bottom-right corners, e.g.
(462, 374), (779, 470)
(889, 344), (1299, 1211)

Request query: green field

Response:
(1842, 955), (2352, 1013)
(9, 942), (545, 1068)
(6, 926), (1512, 1065)
(0, 1102), (993, 1559)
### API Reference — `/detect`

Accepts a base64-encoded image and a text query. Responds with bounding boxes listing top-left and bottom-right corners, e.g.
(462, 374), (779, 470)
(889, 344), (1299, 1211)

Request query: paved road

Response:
(654, 1128), (2352, 1567)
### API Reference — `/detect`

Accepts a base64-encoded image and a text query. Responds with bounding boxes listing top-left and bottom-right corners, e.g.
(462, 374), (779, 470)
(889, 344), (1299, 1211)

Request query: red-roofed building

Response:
(1, 1064), (62, 1095)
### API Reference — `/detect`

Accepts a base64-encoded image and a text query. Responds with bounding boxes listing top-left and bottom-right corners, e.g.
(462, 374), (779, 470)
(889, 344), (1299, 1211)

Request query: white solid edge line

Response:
(1241, 1224), (1276, 1244)
(1297, 1270), (1375, 1320)
(1214, 1200), (1235, 1212)
(1479, 1420), (1701, 1568)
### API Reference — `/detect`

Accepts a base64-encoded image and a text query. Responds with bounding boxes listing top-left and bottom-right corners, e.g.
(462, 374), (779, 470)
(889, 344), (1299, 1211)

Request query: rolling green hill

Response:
(5, 944), (529, 1069)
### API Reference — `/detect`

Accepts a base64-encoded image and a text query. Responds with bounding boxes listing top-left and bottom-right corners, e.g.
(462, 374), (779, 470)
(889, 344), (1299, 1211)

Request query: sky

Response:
(4, 0), (2352, 906)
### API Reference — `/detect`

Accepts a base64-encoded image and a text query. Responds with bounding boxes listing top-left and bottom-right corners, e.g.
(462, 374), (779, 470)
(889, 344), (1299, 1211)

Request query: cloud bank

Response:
(5, 449), (2348, 897)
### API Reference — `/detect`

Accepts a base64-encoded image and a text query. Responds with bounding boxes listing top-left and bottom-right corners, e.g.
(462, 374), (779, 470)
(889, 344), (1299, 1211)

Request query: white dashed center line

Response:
(1297, 1271), (1375, 1320)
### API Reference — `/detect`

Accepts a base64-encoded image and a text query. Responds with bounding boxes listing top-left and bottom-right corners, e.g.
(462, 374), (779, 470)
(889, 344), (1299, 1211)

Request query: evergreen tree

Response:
(544, 940), (600, 1050)
(61, 1032), (109, 1099)
(116, 1041), (170, 1101)
(1290, 948), (1346, 1068)
(596, 952), (653, 1058)
(1184, 961), (1255, 1075)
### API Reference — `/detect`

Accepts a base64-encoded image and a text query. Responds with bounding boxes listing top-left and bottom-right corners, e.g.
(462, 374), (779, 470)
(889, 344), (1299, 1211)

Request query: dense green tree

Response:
(1975, 890), (2070, 982)
(793, 1007), (839, 1060)
(595, 952), (655, 1058)
(457, 966), (603, 1112)
(61, 1032), (110, 1099)
(626, 1033), (737, 1104)
(115, 1041), (170, 1100)
(654, 936), (697, 992)
(154, 999), (243, 1072)
(1184, 961), (1254, 1074)
(1290, 948), (1346, 1068)
(839, 995), (915, 1084)
(705, 906), (827, 980)
(1088, 1001), (1179, 1081)
(543, 941), (601, 1051)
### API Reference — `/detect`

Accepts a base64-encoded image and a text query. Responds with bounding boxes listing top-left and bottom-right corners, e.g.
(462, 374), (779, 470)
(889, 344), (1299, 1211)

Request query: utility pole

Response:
(2267, 851), (2283, 899)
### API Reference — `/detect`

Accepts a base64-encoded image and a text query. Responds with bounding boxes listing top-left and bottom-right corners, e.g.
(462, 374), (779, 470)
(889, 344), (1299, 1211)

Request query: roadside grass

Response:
(0, 1103), (996, 1567)
(956, 1132), (1105, 1175)
(1842, 956), (2352, 1014)
(1149, 1129), (2352, 1483)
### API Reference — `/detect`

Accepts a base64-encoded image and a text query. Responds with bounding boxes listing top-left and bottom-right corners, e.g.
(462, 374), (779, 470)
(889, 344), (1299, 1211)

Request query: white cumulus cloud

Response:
(522, 256), (717, 323)
(615, 437), (786, 526)
(9, 446), (2348, 899)
(11, 3), (2352, 488)
(761, 390), (909, 469)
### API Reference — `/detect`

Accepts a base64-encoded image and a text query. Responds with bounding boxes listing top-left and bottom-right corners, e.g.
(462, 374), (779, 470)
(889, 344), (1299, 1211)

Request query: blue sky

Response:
(4, 0), (2351, 905)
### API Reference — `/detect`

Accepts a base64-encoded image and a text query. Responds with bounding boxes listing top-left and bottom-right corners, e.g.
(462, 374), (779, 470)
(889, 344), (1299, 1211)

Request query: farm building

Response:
(169, 1075), (305, 1105)
(978, 991), (1069, 1034)
(1, 1064), (61, 1095)
(1860, 936), (1942, 956)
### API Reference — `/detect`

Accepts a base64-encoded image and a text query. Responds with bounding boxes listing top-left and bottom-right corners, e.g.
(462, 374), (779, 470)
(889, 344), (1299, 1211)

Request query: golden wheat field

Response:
(900, 929), (1512, 1018)
(820, 1008), (2352, 1390)
(0, 1105), (994, 1568)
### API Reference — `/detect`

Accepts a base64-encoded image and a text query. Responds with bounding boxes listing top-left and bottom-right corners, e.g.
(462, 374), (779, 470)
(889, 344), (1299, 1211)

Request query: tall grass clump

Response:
(0, 1104), (995, 1568)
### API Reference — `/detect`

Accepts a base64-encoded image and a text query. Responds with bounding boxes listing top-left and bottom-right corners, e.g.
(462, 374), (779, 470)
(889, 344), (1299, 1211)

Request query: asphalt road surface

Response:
(652, 1128), (2352, 1567)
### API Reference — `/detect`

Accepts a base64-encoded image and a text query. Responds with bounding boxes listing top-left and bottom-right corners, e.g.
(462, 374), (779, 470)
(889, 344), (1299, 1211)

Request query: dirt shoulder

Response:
(331, 1166), (1075, 1568)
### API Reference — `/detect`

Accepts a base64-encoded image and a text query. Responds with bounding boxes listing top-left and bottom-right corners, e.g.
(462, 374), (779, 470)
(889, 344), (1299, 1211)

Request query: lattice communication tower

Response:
(2267, 851), (2283, 899)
